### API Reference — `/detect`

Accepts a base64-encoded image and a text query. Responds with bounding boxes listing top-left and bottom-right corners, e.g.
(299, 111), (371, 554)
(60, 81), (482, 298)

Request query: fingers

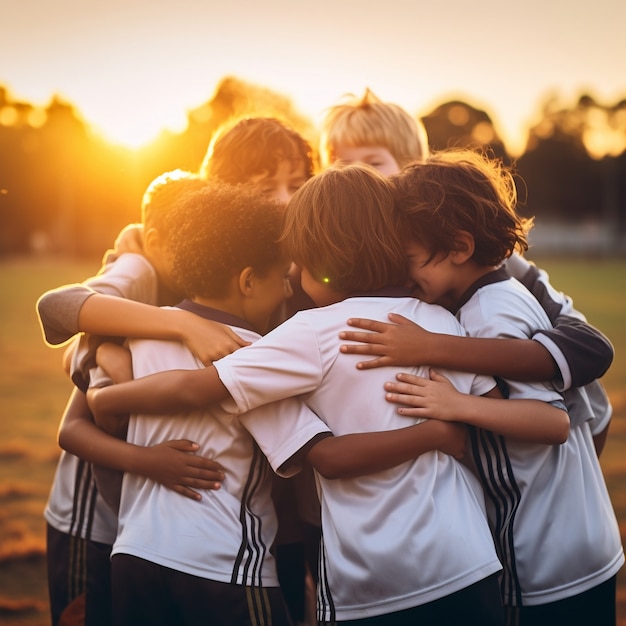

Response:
(394, 407), (423, 418)
(228, 333), (251, 349)
(346, 318), (389, 332)
(384, 390), (425, 407)
(387, 313), (412, 325)
(356, 357), (390, 370)
(339, 333), (376, 354)
(181, 475), (223, 491)
(394, 373), (428, 386)
(339, 330), (382, 344)
(165, 439), (201, 452)
(171, 485), (203, 501)
(428, 369), (450, 383)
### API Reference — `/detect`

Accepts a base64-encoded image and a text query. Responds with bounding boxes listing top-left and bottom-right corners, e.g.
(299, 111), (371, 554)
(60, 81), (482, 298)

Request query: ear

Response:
(142, 226), (160, 257)
(450, 231), (474, 264)
(238, 266), (255, 297)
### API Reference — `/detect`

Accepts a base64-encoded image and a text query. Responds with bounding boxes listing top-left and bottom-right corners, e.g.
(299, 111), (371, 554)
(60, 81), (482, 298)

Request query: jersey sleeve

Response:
(41, 254), (158, 392)
(37, 285), (96, 346)
(239, 396), (332, 478)
(215, 313), (324, 413)
(464, 285), (565, 404)
(505, 253), (614, 390)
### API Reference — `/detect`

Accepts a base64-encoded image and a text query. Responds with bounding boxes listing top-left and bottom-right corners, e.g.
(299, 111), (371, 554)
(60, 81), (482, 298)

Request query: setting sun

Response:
(86, 97), (190, 149)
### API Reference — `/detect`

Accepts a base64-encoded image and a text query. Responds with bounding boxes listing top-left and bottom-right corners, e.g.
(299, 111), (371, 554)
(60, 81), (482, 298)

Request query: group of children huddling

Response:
(37, 90), (623, 626)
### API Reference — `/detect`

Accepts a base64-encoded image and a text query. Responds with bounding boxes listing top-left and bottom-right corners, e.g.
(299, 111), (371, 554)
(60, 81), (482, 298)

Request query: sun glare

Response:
(91, 111), (188, 149)
(79, 89), (191, 149)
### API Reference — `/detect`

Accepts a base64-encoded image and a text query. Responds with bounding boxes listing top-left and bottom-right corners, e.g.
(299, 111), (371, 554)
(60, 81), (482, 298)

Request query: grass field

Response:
(0, 255), (625, 625)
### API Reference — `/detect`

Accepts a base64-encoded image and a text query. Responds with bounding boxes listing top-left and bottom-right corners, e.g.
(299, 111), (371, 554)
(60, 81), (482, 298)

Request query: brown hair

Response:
(320, 88), (429, 169)
(168, 182), (286, 299)
(199, 117), (314, 184)
(394, 149), (532, 266)
(283, 164), (408, 293)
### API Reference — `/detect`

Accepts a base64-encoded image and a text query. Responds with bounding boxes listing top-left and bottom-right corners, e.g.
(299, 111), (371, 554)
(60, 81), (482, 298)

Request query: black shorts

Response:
(111, 553), (292, 626)
(46, 523), (112, 626)
(504, 576), (617, 626)
(322, 572), (504, 626)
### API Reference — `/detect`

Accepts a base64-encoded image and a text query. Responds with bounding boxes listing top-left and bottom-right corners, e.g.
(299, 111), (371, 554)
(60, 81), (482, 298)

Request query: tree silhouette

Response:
(0, 81), (624, 257)
(421, 100), (509, 163)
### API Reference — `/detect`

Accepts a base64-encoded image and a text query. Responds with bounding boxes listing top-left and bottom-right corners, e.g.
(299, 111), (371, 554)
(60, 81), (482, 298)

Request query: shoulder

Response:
(86, 253), (158, 302)
(465, 279), (551, 337)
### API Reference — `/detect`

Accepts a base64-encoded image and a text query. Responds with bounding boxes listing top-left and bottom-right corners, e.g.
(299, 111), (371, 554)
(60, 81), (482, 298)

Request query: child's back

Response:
(217, 292), (501, 619)
(110, 182), (308, 626)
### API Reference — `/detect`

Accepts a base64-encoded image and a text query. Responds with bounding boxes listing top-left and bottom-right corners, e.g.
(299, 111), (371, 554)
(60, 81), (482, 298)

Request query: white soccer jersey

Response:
(42, 253), (159, 544)
(112, 301), (331, 586)
(455, 268), (624, 607)
(214, 294), (502, 622)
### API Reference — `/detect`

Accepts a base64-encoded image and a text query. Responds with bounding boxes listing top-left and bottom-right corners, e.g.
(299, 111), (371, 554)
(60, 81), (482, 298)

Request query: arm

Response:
(36, 239), (149, 347)
(306, 419), (468, 479)
(340, 313), (558, 380)
(78, 294), (249, 365)
(505, 253), (614, 387)
(58, 387), (225, 500)
(87, 365), (230, 424)
(96, 341), (134, 384)
(383, 369), (569, 444)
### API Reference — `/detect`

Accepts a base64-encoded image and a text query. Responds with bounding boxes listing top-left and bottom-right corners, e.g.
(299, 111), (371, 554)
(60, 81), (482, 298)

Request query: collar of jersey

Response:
(452, 265), (511, 315)
(175, 299), (259, 334)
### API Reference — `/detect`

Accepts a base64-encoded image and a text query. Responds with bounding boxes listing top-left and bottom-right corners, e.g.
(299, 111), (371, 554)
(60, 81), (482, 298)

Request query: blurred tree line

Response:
(1, 78), (625, 259)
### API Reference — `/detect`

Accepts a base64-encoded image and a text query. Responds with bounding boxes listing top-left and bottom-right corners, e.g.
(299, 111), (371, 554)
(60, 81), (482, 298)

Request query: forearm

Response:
(58, 388), (142, 472)
(77, 294), (188, 340)
(87, 366), (229, 417)
(424, 334), (557, 381)
(448, 394), (569, 444)
(307, 420), (453, 479)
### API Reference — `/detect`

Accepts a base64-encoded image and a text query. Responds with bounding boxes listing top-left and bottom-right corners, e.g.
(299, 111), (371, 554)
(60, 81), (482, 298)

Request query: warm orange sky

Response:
(2, 0), (625, 154)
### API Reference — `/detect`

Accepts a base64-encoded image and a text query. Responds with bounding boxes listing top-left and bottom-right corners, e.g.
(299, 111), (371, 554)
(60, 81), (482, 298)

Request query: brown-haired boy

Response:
(365, 150), (623, 625)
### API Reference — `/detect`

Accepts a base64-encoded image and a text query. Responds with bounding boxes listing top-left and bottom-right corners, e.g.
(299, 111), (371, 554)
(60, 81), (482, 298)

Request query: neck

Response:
(193, 295), (245, 320)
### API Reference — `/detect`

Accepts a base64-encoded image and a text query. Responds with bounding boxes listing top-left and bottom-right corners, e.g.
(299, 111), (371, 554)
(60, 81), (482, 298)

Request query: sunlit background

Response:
(2, 0), (625, 154)
(1, 2), (626, 625)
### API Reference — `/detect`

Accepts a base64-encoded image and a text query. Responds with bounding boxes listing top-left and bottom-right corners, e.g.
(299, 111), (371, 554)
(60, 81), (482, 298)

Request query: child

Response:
(37, 170), (235, 626)
(80, 181), (304, 625)
(347, 150), (624, 625)
(200, 115), (314, 204)
(86, 165), (572, 625)
(38, 117), (318, 626)
(320, 89), (614, 396)
(319, 88), (429, 173)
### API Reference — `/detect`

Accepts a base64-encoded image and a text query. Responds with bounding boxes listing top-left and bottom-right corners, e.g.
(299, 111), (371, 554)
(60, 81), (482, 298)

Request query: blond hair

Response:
(283, 164), (408, 292)
(319, 89), (429, 169)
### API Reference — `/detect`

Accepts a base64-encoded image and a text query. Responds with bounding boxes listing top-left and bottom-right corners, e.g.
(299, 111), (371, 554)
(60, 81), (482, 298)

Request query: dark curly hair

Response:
(166, 181), (286, 299)
(393, 149), (533, 267)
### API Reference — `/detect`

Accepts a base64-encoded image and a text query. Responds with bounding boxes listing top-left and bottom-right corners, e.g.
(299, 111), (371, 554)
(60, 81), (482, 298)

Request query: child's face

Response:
(330, 144), (401, 176)
(248, 159), (308, 204)
(249, 261), (294, 333)
(405, 240), (462, 311)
